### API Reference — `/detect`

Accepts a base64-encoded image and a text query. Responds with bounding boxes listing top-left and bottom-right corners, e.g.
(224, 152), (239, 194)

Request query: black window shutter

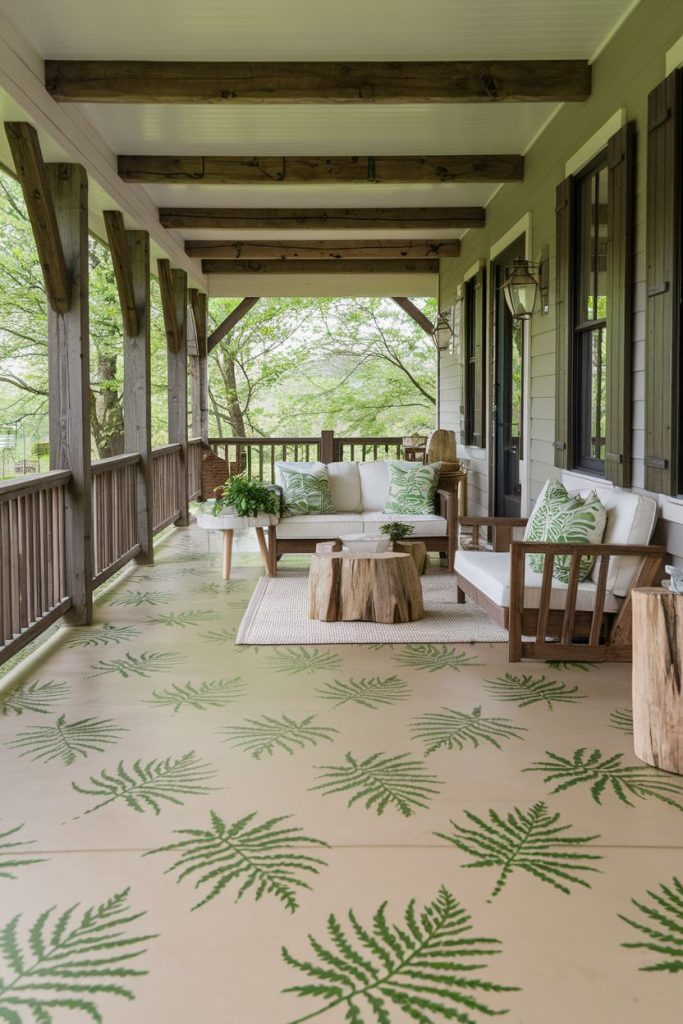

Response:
(604, 121), (636, 487)
(645, 70), (682, 495)
(554, 176), (575, 469)
(471, 266), (487, 447)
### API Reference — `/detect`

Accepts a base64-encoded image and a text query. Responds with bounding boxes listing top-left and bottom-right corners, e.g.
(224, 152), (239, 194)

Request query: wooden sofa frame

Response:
(272, 488), (458, 572)
(455, 516), (666, 662)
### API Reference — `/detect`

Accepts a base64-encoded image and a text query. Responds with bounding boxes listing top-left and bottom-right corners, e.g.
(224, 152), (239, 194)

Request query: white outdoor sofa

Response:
(454, 484), (665, 662)
(272, 461), (457, 570)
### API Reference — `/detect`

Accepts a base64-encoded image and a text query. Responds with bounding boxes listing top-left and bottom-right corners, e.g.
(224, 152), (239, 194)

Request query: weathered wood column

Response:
(632, 587), (683, 775)
(189, 289), (209, 442)
(105, 211), (153, 563)
(158, 259), (189, 526)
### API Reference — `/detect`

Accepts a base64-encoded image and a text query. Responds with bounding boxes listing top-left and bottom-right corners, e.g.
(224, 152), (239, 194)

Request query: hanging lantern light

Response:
(432, 310), (453, 351)
(502, 258), (541, 320)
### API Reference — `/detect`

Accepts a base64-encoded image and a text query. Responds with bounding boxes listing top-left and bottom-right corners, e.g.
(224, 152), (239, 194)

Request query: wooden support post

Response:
(320, 430), (335, 464)
(159, 261), (189, 526)
(118, 227), (153, 563)
(189, 289), (209, 442)
(46, 163), (93, 623)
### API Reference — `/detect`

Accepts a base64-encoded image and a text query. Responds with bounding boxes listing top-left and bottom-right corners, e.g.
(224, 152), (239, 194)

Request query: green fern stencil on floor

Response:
(311, 751), (442, 817)
(89, 650), (185, 678)
(315, 675), (410, 709)
(147, 810), (329, 911)
(108, 589), (174, 606)
(266, 647), (343, 675)
(144, 678), (245, 712)
(545, 660), (592, 672)
(609, 708), (634, 735)
(64, 623), (142, 648)
(200, 628), (236, 645)
(411, 706), (527, 754)
(281, 886), (518, 1022)
(220, 715), (338, 758)
(145, 609), (218, 628)
(0, 679), (69, 716)
(8, 714), (128, 765)
(619, 876), (683, 972)
(0, 823), (45, 878)
(436, 802), (602, 901)
(484, 672), (587, 709)
(0, 888), (156, 1021)
(392, 643), (480, 673)
(525, 748), (683, 812)
(72, 752), (219, 815)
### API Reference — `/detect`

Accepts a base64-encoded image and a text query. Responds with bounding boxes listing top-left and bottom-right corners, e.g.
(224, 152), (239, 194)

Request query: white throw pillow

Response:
(326, 462), (363, 513)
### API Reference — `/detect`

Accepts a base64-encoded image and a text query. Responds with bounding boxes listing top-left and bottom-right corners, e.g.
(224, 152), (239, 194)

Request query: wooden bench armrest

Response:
(511, 541), (666, 558)
(458, 515), (528, 552)
(459, 516), (528, 527)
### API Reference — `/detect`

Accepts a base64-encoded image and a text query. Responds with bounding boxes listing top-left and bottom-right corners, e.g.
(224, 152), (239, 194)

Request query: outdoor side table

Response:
(196, 511), (279, 580)
(632, 587), (683, 775)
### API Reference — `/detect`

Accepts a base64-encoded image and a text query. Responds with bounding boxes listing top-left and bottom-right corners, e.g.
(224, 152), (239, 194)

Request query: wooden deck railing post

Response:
(159, 261), (189, 526)
(320, 430), (335, 464)
(46, 163), (93, 624)
(189, 289), (209, 442)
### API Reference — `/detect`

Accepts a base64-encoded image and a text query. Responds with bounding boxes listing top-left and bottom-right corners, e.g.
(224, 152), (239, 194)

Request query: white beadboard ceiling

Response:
(0, 0), (642, 295)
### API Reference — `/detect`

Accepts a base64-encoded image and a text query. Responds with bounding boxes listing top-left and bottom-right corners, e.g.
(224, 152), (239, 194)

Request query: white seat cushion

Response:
(455, 549), (622, 613)
(276, 513), (364, 540)
(361, 512), (448, 538)
(358, 462), (389, 511)
(327, 462), (363, 513)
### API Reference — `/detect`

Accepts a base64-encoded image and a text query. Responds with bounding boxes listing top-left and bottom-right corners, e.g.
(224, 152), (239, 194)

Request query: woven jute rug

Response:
(236, 572), (509, 645)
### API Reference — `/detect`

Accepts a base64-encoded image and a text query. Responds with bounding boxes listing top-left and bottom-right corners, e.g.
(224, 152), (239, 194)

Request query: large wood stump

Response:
(394, 540), (428, 575)
(632, 587), (683, 775)
(309, 551), (424, 623)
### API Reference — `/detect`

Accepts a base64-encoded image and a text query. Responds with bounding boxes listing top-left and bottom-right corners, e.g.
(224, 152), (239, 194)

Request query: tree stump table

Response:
(394, 540), (428, 575)
(632, 587), (683, 775)
(309, 551), (424, 624)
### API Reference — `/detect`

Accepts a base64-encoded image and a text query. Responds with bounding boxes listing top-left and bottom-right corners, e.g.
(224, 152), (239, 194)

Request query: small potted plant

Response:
(211, 473), (280, 519)
(379, 521), (415, 549)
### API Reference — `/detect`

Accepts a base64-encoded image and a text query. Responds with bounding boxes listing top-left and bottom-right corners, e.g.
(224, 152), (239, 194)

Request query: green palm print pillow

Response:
(275, 463), (336, 517)
(384, 461), (441, 516)
(524, 480), (607, 583)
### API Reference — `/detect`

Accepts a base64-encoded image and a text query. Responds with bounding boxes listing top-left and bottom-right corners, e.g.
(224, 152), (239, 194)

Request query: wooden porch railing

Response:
(151, 443), (182, 534)
(91, 454), (141, 585)
(333, 436), (403, 462)
(0, 470), (71, 657)
(187, 437), (203, 501)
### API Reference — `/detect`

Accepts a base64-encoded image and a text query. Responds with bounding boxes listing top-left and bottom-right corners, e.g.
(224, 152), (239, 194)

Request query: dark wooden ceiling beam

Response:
(391, 297), (435, 336)
(161, 207), (485, 230)
(103, 210), (139, 336)
(119, 154), (523, 185)
(208, 296), (261, 352)
(45, 60), (591, 104)
(202, 259), (439, 275)
(4, 122), (70, 313)
(185, 239), (460, 260)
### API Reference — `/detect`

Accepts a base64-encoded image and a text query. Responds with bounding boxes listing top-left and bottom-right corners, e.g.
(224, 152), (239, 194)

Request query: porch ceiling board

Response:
(202, 258), (440, 275)
(163, 207), (484, 232)
(206, 271), (438, 299)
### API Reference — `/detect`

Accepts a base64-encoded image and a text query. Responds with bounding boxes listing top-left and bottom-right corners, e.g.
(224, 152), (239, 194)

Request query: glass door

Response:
(493, 236), (526, 517)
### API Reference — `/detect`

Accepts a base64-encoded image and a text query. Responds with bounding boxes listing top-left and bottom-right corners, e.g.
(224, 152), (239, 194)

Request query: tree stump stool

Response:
(394, 540), (428, 575)
(309, 551), (424, 624)
(632, 587), (683, 775)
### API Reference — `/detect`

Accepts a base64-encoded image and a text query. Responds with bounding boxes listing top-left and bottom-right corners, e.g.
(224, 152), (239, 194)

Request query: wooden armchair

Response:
(455, 514), (665, 662)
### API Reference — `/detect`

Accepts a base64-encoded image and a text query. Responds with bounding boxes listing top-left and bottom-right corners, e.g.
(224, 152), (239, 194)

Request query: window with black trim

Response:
(573, 150), (609, 475)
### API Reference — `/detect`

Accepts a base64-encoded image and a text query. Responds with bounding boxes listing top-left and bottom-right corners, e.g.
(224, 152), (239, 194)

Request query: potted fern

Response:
(212, 473), (280, 519)
(379, 521), (415, 549)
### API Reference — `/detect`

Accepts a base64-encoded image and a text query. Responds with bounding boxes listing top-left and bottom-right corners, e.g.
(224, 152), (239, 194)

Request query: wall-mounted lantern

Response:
(432, 309), (453, 350)
(502, 258), (542, 320)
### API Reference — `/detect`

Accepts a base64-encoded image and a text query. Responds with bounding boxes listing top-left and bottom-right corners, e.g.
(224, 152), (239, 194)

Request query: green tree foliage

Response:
(281, 886), (518, 1022)
(147, 810), (329, 911)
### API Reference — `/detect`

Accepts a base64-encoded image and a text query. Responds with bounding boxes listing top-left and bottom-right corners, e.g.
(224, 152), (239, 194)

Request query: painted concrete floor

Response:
(0, 524), (681, 1024)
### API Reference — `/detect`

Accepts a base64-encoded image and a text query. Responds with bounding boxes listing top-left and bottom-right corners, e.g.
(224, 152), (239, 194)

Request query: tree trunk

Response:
(90, 353), (124, 457)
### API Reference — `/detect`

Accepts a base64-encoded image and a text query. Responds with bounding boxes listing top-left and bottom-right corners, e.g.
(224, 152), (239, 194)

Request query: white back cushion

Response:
(580, 487), (657, 596)
(358, 461), (389, 511)
(327, 462), (362, 513)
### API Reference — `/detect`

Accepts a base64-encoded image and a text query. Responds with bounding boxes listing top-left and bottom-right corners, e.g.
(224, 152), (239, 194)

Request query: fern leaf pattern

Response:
(0, 823), (44, 879)
(311, 752), (442, 817)
(525, 748), (683, 812)
(619, 876), (683, 972)
(545, 660), (591, 672)
(65, 624), (141, 648)
(144, 678), (245, 712)
(145, 609), (218, 628)
(0, 679), (69, 716)
(220, 715), (338, 759)
(200, 628), (236, 645)
(147, 810), (328, 911)
(7, 714), (128, 765)
(484, 673), (587, 710)
(89, 650), (185, 678)
(109, 589), (174, 606)
(436, 803), (602, 900)
(281, 885), (518, 1022)
(0, 888), (156, 1020)
(392, 643), (480, 673)
(266, 647), (343, 675)
(315, 675), (410, 709)
(609, 708), (634, 735)
(72, 752), (219, 815)
(411, 706), (527, 755)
